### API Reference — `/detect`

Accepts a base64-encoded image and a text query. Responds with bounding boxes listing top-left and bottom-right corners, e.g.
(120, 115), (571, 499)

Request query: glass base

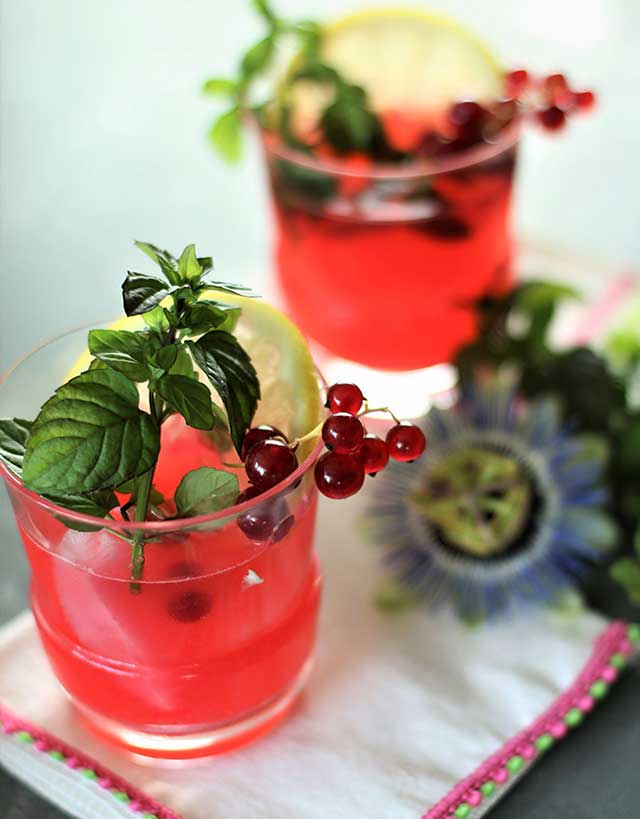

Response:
(72, 660), (313, 760)
(315, 346), (457, 420)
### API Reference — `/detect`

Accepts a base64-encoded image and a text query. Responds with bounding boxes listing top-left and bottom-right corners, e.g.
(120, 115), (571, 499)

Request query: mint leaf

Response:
(197, 256), (214, 274)
(611, 558), (640, 605)
(201, 278), (254, 297)
(169, 346), (198, 379)
(122, 271), (177, 316)
(22, 369), (160, 494)
(241, 36), (274, 80)
(202, 78), (238, 96)
(134, 241), (179, 285)
(148, 344), (179, 374)
(143, 305), (171, 335)
(252, 0), (277, 25)
(155, 374), (215, 430)
(187, 330), (260, 453)
(88, 329), (150, 382)
(209, 106), (243, 162)
(174, 466), (239, 517)
(0, 418), (32, 476)
(179, 301), (229, 335)
(177, 244), (203, 285)
(44, 489), (119, 533)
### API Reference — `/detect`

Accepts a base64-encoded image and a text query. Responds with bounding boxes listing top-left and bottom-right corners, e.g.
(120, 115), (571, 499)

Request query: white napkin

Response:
(0, 490), (610, 819)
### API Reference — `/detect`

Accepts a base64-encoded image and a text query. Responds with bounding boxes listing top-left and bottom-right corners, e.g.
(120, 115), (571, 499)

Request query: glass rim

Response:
(0, 321), (324, 534)
(256, 117), (521, 179)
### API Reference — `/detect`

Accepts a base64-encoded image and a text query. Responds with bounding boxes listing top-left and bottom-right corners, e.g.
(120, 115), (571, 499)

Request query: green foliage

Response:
(174, 467), (239, 517)
(0, 240), (261, 585)
(455, 279), (640, 608)
(202, 1), (394, 161)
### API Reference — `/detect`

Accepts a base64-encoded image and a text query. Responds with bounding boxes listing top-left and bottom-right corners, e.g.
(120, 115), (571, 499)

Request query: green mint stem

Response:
(129, 393), (162, 592)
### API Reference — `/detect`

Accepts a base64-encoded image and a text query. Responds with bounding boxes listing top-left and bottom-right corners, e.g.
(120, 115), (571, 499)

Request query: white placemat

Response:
(0, 490), (611, 819)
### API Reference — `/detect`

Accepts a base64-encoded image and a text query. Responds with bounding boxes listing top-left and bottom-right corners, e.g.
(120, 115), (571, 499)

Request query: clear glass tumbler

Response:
(261, 124), (519, 374)
(0, 327), (323, 759)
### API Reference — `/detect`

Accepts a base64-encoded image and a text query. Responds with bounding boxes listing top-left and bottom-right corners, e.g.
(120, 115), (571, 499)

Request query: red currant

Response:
(575, 90), (596, 111)
(240, 425), (287, 462)
(237, 492), (293, 542)
(245, 439), (298, 490)
(322, 412), (365, 453)
(504, 68), (529, 97)
(448, 101), (486, 146)
(314, 452), (364, 499)
(326, 383), (364, 415)
(386, 423), (426, 462)
(356, 434), (389, 476)
(537, 105), (566, 131)
(543, 73), (568, 96)
(167, 590), (212, 623)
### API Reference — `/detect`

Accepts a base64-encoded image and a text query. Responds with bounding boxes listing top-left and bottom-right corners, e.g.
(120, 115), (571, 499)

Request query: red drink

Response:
(264, 130), (518, 371)
(4, 416), (322, 757)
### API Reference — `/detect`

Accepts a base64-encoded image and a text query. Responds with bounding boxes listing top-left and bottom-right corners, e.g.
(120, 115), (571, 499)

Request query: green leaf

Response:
(241, 36), (274, 80)
(610, 558), (640, 605)
(321, 96), (377, 152)
(134, 241), (179, 285)
(187, 331), (260, 453)
(197, 256), (214, 274)
(179, 300), (229, 334)
(155, 374), (215, 430)
(174, 466), (239, 517)
(201, 278), (254, 297)
(169, 346), (198, 379)
(635, 525), (640, 559)
(148, 344), (179, 373)
(209, 106), (243, 162)
(252, 0), (278, 24)
(0, 418), (32, 476)
(177, 244), (203, 285)
(202, 77), (238, 96)
(44, 489), (119, 532)
(88, 329), (150, 382)
(143, 304), (171, 335)
(22, 369), (160, 494)
(122, 271), (177, 316)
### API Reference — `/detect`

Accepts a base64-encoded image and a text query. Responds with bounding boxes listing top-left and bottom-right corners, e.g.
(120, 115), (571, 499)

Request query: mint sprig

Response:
(0, 241), (261, 586)
(203, 0), (392, 160)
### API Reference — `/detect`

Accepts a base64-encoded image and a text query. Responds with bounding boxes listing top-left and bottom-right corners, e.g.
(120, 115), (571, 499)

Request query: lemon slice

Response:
(66, 294), (321, 457)
(285, 8), (502, 134)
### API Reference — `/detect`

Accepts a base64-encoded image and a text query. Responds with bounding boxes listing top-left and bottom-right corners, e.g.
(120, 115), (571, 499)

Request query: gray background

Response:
(0, 1), (639, 816)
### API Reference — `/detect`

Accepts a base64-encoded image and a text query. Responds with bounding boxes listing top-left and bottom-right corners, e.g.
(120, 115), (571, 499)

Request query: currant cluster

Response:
(315, 383), (426, 499)
(504, 68), (596, 132)
(235, 383), (426, 542)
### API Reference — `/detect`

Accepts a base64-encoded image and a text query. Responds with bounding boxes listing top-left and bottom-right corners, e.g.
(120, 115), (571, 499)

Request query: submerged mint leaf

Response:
(155, 374), (215, 430)
(0, 418), (33, 476)
(177, 244), (203, 285)
(122, 271), (178, 316)
(88, 329), (150, 382)
(22, 369), (160, 494)
(174, 466), (239, 517)
(44, 489), (119, 533)
(187, 330), (260, 454)
(209, 106), (243, 162)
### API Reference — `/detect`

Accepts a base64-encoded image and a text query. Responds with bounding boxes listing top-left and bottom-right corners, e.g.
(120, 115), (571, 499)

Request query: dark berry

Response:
(272, 513), (295, 543)
(537, 106), (566, 131)
(419, 214), (470, 240)
(167, 590), (212, 622)
(448, 101), (486, 146)
(386, 423), (426, 462)
(245, 439), (298, 490)
(167, 561), (204, 579)
(415, 130), (450, 159)
(240, 425), (287, 462)
(575, 90), (596, 111)
(314, 452), (365, 499)
(237, 495), (292, 542)
(356, 435), (389, 476)
(326, 383), (364, 415)
(322, 412), (365, 453)
(504, 69), (529, 97)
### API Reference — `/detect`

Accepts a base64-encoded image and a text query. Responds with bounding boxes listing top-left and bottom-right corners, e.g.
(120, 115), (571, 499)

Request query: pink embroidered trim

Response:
(0, 705), (185, 819)
(422, 621), (638, 819)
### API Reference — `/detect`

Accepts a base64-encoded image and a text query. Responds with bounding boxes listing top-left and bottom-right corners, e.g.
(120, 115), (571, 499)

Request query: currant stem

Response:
(290, 404), (402, 448)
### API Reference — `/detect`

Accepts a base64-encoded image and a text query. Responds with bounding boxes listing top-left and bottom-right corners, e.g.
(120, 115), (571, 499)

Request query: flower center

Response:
(412, 446), (533, 558)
